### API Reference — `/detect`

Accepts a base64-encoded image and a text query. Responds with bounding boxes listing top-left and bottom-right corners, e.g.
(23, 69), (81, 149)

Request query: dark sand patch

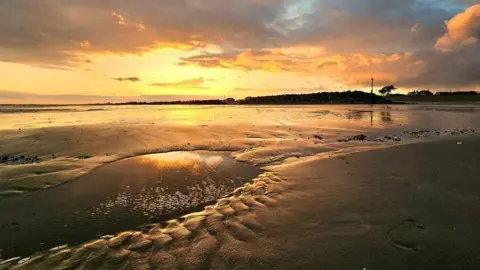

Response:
(262, 135), (480, 269)
(0, 155), (42, 165)
(0, 151), (261, 259)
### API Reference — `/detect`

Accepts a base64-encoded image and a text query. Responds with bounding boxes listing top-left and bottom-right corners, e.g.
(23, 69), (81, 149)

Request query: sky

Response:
(0, 0), (479, 103)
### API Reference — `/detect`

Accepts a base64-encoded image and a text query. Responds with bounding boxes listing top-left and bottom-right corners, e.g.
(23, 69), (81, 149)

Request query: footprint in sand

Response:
(388, 219), (427, 251)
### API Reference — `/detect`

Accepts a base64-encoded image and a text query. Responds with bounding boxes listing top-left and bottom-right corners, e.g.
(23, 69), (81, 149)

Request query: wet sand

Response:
(3, 135), (480, 269)
(2, 104), (479, 196)
(0, 152), (261, 258)
(261, 135), (480, 269)
(1, 104), (480, 268)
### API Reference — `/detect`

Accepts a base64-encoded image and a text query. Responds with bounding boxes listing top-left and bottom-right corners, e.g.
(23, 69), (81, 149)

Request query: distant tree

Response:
(436, 91), (479, 96)
(408, 90), (433, 96)
(379, 85), (397, 96)
(407, 90), (418, 96)
(418, 90), (433, 96)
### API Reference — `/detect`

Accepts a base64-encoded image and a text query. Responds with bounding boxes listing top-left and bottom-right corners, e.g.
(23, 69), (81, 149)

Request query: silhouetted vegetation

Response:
(408, 90), (433, 96)
(388, 91), (480, 103)
(96, 100), (227, 105)
(86, 90), (479, 106)
(435, 91), (479, 96)
(379, 85), (397, 96)
(239, 91), (393, 105)
(391, 91), (478, 97)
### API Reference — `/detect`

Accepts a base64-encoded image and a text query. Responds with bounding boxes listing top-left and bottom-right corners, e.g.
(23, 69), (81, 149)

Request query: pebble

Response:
(353, 134), (367, 140)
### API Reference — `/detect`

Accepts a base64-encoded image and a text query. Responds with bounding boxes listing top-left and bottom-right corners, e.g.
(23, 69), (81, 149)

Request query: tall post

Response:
(370, 78), (374, 105)
(371, 78), (374, 94)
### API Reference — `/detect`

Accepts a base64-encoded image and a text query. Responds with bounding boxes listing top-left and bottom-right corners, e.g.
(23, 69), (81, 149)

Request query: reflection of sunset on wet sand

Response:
(137, 152), (225, 174)
(1, 104), (480, 269)
(0, 151), (260, 257)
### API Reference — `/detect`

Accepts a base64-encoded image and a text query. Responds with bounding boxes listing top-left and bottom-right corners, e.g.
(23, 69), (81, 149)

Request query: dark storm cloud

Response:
(281, 0), (455, 53)
(0, 0), (284, 66)
(178, 1), (480, 90)
(399, 45), (480, 89)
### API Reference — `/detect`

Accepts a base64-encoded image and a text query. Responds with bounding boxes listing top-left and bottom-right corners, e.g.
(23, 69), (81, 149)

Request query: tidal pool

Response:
(0, 151), (261, 258)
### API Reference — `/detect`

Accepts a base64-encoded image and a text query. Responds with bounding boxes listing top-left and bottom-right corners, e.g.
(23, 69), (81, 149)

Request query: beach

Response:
(1, 104), (480, 269)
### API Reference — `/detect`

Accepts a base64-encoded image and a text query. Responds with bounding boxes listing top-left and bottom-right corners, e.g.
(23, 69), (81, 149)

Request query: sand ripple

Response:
(2, 172), (285, 269)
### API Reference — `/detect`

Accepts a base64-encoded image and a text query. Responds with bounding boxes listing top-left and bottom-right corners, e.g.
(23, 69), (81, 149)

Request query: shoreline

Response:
(2, 102), (404, 108)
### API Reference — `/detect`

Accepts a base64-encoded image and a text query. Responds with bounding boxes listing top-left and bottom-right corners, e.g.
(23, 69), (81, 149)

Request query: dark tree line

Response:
(98, 100), (227, 105)
(239, 91), (391, 104)
(435, 91), (479, 96)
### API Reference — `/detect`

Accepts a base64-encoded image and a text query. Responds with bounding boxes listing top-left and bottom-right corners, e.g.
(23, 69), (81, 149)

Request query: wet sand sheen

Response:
(1, 105), (480, 268)
(0, 151), (261, 258)
(2, 136), (480, 269)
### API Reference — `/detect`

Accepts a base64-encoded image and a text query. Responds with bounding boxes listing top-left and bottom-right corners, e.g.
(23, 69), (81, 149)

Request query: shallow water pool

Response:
(0, 151), (261, 258)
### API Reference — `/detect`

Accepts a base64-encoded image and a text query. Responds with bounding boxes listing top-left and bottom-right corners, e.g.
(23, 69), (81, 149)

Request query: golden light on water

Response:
(137, 152), (225, 174)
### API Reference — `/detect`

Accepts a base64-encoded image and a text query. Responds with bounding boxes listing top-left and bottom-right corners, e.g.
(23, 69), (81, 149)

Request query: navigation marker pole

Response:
(370, 78), (374, 126)
(371, 78), (374, 105)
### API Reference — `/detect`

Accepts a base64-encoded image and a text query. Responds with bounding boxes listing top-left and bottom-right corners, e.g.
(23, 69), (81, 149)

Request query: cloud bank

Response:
(0, 0), (478, 91)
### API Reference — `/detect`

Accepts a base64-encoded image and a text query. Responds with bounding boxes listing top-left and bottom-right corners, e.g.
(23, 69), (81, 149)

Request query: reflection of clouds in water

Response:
(87, 151), (253, 223)
(136, 152), (225, 174)
(204, 156), (224, 167)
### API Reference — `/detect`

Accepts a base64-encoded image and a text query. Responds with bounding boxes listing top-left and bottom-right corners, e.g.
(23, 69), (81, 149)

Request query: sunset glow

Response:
(1, 1), (479, 103)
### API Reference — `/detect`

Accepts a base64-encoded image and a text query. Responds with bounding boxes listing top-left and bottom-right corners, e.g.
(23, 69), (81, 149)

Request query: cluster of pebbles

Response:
(0, 172), (285, 269)
(0, 155), (42, 165)
(336, 128), (477, 143)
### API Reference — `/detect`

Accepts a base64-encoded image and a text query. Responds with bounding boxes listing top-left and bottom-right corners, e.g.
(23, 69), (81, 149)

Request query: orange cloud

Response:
(111, 11), (146, 31)
(111, 12), (126, 25)
(435, 4), (480, 52)
(179, 49), (422, 87)
(79, 40), (90, 49)
(0, 1), (282, 68)
(150, 78), (207, 89)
